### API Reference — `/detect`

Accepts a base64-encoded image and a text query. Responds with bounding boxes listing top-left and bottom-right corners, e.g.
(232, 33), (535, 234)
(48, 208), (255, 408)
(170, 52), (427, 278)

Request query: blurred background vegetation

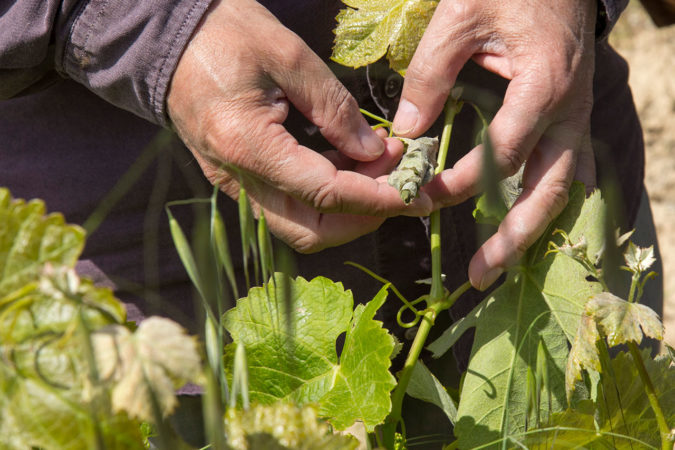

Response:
(610, 0), (675, 346)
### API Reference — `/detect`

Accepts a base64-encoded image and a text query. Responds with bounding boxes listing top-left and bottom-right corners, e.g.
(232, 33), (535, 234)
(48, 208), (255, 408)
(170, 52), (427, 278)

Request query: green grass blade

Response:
(166, 208), (207, 304)
(205, 312), (228, 405)
(238, 187), (259, 289)
(257, 211), (274, 283)
(230, 343), (250, 410)
(202, 366), (226, 450)
(210, 187), (238, 300)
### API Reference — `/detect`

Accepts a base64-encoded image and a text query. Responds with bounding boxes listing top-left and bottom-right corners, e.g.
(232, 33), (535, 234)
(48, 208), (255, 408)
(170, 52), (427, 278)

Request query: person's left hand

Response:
(392, 0), (598, 290)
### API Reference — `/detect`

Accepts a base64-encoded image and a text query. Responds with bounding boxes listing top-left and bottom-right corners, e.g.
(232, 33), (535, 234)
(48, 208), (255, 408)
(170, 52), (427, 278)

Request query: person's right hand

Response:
(167, 0), (429, 252)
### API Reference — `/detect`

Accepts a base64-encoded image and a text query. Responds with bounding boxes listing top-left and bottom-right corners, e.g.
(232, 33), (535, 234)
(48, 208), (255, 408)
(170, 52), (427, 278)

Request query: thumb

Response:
(265, 30), (384, 161)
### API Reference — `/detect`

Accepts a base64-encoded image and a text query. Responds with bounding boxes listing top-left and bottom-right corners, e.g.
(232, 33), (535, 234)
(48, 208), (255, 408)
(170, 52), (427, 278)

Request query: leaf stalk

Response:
(430, 98), (463, 304)
(387, 97), (468, 433)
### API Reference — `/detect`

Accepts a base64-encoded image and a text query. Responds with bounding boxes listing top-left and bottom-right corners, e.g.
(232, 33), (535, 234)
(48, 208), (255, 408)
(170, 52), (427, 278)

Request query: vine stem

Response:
(388, 281), (471, 424)
(627, 342), (673, 449)
(387, 97), (466, 427)
(625, 273), (673, 449)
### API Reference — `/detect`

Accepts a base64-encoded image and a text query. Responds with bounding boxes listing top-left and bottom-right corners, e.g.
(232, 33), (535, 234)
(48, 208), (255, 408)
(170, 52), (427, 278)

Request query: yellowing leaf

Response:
(565, 315), (601, 402)
(586, 292), (664, 346)
(528, 350), (675, 448)
(93, 317), (202, 422)
(225, 403), (358, 450)
(332, 0), (438, 73)
(0, 188), (143, 449)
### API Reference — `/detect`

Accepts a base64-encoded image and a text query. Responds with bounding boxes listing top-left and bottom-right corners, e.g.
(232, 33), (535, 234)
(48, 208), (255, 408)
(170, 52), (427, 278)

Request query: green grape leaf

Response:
(387, 136), (439, 204)
(564, 315), (601, 402)
(0, 190), (124, 344)
(225, 403), (359, 450)
(332, 0), (438, 73)
(5, 265), (126, 343)
(451, 184), (606, 448)
(586, 292), (664, 346)
(526, 350), (675, 448)
(224, 275), (396, 431)
(0, 189), (148, 449)
(0, 367), (145, 450)
(0, 188), (84, 296)
(406, 361), (457, 425)
(92, 317), (203, 422)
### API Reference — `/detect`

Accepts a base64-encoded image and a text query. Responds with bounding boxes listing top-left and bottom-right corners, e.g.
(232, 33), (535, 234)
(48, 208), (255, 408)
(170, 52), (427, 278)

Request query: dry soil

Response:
(610, 1), (675, 348)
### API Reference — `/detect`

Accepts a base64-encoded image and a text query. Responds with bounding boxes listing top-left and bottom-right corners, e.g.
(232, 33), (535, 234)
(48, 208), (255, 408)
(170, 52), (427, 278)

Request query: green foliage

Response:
(225, 403), (358, 450)
(332, 0), (438, 73)
(92, 317), (203, 422)
(527, 350), (675, 449)
(587, 292), (663, 346)
(0, 188), (203, 449)
(0, 189), (142, 449)
(223, 275), (396, 431)
(405, 361), (457, 425)
(0, 188), (84, 297)
(560, 233), (664, 402)
(387, 137), (439, 204)
(565, 315), (602, 401)
(429, 184), (606, 447)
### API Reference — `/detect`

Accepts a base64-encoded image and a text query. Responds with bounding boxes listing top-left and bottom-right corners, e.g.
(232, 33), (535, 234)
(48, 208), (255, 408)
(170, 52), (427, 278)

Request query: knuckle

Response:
(202, 114), (241, 166)
(544, 180), (571, 218)
(318, 81), (356, 130)
(307, 178), (343, 213)
(496, 145), (526, 177)
(276, 38), (310, 72)
(291, 233), (325, 254)
(513, 235), (531, 261)
(404, 63), (445, 96)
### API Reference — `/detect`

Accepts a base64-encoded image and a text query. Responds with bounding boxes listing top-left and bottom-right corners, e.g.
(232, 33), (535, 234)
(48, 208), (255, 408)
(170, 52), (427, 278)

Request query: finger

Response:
(198, 160), (387, 253)
(321, 150), (356, 171)
(204, 112), (432, 217)
(374, 128), (390, 139)
(264, 26), (384, 161)
(237, 173), (386, 253)
(392, 0), (482, 136)
(575, 131), (596, 193)
(320, 136), (403, 175)
(423, 67), (584, 209)
(468, 130), (578, 290)
(354, 137), (405, 178)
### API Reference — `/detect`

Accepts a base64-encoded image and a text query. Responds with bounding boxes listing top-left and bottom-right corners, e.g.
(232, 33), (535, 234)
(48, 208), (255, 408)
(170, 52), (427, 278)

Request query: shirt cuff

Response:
(597, 0), (629, 39)
(56, 0), (214, 126)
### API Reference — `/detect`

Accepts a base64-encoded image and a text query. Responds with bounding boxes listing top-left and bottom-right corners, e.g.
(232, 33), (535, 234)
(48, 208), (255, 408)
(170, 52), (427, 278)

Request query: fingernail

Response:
(479, 267), (503, 291)
(393, 99), (419, 135)
(358, 121), (384, 157)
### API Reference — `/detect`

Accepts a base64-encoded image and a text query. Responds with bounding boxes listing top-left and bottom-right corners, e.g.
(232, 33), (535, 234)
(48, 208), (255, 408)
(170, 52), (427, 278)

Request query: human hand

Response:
(167, 0), (431, 252)
(392, 0), (598, 290)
